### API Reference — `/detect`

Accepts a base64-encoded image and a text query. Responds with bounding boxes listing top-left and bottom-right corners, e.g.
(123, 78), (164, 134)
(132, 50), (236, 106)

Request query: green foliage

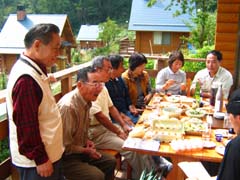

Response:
(0, 138), (9, 163)
(182, 45), (214, 72)
(140, 168), (164, 180)
(188, 45), (214, 58)
(0, 72), (7, 90)
(148, 0), (217, 48)
(145, 59), (154, 70)
(186, 11), (216, 48)
(71, 50), (81, 64)
(98, 18), (121, 47)
(182, 61), (205, 72)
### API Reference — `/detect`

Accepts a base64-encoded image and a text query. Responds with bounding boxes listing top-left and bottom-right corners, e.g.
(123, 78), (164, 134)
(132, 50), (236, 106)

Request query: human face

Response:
(229, 114), (240, 135)
(97, 60), (112, 82)
(112, 62), (125, 78)
(132, 63), (145, 76)
(35, 33), (61, 67)
(170, 59), (183, 73)
(78, 72), (104, 102)
(206, 53), (220, 77)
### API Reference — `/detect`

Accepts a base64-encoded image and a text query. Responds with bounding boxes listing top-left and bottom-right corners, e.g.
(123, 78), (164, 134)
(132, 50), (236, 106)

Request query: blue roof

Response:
(0, 14), (68, 54)
(76, 25), (101, 41)
(128, 0), (191, 32)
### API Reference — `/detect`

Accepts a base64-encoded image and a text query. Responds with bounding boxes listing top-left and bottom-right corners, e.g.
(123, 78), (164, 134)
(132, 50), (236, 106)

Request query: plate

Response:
(166, 95), (180, 103)
(214, 129), (229, 138)
(162, 106), (182, 118)
(215, 146), (225, 155)
(213, 112), (225, 119)
(203, 141), (216, 149)
(185, 109), (206, 118)
(145, 105), (156, 110)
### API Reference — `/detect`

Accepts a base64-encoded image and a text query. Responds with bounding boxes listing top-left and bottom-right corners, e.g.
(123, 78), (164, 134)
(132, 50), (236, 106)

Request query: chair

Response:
(100, 149), (132, 179)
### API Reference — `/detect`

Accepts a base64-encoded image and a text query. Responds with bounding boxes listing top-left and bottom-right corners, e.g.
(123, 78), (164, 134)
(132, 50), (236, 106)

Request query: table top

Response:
(122, 94), (232, 163)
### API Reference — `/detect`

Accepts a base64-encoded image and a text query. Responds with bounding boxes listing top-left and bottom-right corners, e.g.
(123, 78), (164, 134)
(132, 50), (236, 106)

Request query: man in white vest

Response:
(6, 23), (64, 180)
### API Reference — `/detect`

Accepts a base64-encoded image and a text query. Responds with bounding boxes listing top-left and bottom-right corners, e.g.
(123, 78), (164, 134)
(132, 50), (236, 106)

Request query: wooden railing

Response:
(0, 57), (204, 179)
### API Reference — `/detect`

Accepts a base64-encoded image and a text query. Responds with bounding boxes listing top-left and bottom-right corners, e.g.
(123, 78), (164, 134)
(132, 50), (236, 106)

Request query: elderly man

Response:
(190, 50), (233, 99)
(57, 66), (116, 180)
(89, 56), (172, 180)
(6, 24), (64, 179)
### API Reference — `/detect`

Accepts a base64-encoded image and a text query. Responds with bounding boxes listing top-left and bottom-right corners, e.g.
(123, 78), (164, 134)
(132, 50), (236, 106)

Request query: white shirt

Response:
(89, 87), (113, 126)
(190, 67), (233, 99)
(155, 66), (186, 94)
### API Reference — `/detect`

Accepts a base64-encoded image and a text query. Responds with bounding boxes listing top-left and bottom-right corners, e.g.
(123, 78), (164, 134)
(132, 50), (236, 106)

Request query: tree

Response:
(98, 17), (121, 48)
(147, 0), (217, 48)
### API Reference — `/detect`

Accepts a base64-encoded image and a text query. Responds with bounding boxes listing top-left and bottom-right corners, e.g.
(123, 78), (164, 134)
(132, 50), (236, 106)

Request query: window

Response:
(153, 32), (171, 45)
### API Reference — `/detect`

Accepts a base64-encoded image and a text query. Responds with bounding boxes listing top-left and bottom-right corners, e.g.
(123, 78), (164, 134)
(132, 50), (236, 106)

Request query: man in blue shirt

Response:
(105, 55), (140, 124)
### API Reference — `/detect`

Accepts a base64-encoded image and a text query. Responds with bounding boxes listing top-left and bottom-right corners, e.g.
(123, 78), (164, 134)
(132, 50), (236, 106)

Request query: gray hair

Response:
(91, 56), (110, 71)
(77, 66), (93, 82)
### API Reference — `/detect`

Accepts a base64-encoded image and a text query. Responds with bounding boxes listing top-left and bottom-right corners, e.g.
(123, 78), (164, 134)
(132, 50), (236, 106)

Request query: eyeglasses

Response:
(84, 82), (105, 88)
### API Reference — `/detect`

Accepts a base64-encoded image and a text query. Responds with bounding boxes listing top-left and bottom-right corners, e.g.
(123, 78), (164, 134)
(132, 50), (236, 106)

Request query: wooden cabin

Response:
(76, 25), (105, 49)
(0, 6), (76, 74)
(128, 0), (191, 55)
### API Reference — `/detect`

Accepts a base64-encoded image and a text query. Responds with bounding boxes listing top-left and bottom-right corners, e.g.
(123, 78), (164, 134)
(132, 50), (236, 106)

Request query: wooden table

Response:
(122, 95), (230, 180)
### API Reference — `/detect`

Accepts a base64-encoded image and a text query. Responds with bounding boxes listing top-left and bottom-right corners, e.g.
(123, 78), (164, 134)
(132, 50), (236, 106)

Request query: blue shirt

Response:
(105, 77), (132, 113)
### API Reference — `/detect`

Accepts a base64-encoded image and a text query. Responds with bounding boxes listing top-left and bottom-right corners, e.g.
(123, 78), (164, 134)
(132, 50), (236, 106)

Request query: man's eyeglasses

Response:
(84, 82), (105, 88)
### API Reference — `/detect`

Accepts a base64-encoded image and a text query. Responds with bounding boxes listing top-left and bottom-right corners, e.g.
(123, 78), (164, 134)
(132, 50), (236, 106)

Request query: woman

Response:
(122, 53), (153, 111)
(155, 50), (186, 95)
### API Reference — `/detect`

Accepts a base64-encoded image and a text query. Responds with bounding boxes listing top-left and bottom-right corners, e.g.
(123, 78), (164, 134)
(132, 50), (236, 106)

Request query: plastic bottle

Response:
(214, 83), (223, 112)
(210, 82), (218, 106)
(194, 81), (201, 106)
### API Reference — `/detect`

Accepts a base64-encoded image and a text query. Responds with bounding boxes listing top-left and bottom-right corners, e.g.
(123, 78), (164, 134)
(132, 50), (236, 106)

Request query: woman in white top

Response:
(155, 50), (186, 95)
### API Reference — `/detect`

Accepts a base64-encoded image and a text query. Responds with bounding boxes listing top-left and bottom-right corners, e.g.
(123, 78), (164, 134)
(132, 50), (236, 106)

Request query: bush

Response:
(0, 72), (7, 90)
(0, 138), (9, 163)
(182, 61), (206, 72)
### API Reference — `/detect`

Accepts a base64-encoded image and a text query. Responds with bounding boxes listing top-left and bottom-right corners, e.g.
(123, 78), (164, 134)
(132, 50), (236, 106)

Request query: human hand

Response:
(180, 83), (186, 91)
(48, 74), (57, 83)
(144, 94), (153, 104)
(36, 160), (53, 177)
(89, 150), (102, 159)
(86, 140), (95, 149)
(129, 105), (138, 116)
(121, 114), (134, 127)
(117, 130), (128, 140)
(166, 79), (175, 87)
(84, 145), (102, 159)
(122, 124), (133, 134)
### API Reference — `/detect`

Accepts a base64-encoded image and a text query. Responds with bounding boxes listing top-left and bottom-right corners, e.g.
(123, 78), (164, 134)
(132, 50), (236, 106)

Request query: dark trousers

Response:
(16, 159), (65, 180)
(62, 152), (116, 180)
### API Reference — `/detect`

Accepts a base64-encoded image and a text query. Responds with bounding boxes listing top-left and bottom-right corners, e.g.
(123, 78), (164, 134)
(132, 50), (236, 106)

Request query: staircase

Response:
(119, 38), (135, 55)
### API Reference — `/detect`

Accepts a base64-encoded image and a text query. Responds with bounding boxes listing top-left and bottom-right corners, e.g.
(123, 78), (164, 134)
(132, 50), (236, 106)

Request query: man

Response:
(57, 66), (116, 180)
(6, 24), (64, 179)
(190, 50), (233, 99)
(105, 54), (139, 124)
(217, 88), (240, 179)
(89, 56), (172, 180)
(187, 88), (240, 180)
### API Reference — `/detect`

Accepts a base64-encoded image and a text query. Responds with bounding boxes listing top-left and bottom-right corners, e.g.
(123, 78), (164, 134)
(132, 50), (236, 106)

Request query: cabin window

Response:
(153, 32), (171, 45)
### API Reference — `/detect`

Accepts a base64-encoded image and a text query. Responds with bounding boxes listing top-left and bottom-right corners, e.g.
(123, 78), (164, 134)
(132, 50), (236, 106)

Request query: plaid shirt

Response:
(12, 62), (49, 165)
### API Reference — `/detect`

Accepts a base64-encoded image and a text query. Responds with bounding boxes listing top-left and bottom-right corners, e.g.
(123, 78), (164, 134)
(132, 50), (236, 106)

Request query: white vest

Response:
(6, 55), (64, 167)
